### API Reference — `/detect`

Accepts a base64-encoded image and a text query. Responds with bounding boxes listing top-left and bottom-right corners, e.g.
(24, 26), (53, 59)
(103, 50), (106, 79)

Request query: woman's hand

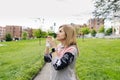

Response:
(46, 36), (57, 48)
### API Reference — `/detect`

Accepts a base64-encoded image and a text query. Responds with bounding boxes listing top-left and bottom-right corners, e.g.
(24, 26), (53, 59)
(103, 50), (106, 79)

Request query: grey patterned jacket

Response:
(44, 44), (78, 80)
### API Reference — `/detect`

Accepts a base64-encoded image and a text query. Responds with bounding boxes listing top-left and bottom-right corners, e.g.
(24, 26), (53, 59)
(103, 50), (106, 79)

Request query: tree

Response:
(28, 28), (33, 38)
(41, 31), (48, 38)
(48, 31), (56, 38)
(33, 29), (42, 38)
(80, 27), (90, 41)
(93, 0), (120, 36)
(98, 25), (105, 33)
(5, 33), (12, 41)
(105, 27), (116, 35)
(105, 28), (112, 35)
(91, 29), (97, 37)
(81, 27), (90, 35)
(93, 0), (120, 19)
(22, 32), (27, 40)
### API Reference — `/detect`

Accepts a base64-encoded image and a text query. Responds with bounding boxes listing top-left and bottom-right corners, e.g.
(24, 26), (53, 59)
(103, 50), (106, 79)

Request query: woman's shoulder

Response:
(65, 45), (78, 55)
(67, 45), (77, 50)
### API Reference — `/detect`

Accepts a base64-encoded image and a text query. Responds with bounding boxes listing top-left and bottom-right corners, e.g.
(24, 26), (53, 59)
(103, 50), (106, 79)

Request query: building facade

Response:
(23, 28), (33, 39)
(0, 26), (6, 40)
(5, 25), (22, 40)
(88, 18), (104, 31)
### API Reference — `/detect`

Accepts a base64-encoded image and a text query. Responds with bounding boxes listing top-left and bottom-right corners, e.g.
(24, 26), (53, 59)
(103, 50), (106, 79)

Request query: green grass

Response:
(0, 39), (45, 80)
(0, 38), (120, 80)
(76, 38), (120, 80)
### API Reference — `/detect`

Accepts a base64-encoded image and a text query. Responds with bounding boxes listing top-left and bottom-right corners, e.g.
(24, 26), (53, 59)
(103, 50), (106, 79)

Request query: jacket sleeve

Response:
(52, 52), (74, 70)
(44, 48), (55, 63)
(44, 53), (52, 63)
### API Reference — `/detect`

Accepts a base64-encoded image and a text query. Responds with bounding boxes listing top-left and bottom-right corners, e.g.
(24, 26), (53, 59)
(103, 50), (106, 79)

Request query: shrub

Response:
(5, 33), (12, 41)
(22, 32), (28, 40)
(99, 25), (105, 33)
(91, 29), (97, 37)
(105, 28), (112, 35)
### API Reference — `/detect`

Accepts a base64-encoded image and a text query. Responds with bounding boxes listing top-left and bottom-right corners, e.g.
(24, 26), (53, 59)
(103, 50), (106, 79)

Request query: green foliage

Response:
(105, 27), (116, 35)
(98, 25), (105, 33)
(76, 39), (120, 80)
(0, 39), (45, 80)
(105, 28), (112, 35)
(22, 32), (27, 40)
(48, 31), (56, 38)
(91, 29), (97, 37)
(41, 31), (48, 38)
(93, 0), (120, 19)
(81, 27), (90, 35)
(34, 29), (42, 38)
(32, 29), (37, 38)
(5, 33), (12, 41)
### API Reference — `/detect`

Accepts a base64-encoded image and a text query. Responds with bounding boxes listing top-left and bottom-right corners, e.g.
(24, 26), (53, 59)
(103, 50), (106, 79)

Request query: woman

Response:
(44, 24), (79, 80)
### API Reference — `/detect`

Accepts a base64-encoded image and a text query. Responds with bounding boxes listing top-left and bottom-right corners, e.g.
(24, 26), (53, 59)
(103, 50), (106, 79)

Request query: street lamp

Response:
(35, 18), (44, 45)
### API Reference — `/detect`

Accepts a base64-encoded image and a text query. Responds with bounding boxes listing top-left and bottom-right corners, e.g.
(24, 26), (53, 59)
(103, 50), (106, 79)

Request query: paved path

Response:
(33, 63), (79, 80)
(33, 63), (51, 80)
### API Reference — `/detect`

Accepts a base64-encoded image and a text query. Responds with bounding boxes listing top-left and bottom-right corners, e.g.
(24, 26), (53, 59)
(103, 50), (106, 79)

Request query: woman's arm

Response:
(44, 48), (55, 62)
(44, 36), (57, 63)
(44, 54), (52, 63)
(52, 46), (77, 70)
(52, 52), (74, 70)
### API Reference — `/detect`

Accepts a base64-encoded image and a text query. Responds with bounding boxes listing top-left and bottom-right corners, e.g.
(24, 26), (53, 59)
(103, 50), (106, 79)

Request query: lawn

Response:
(0, 39), (45, 80)
(0, 38), (120, 80)
(76, 38), (120, 80)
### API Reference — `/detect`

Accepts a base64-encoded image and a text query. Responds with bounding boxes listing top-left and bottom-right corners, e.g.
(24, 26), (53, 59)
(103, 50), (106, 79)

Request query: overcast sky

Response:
(0, 0), (94, 31)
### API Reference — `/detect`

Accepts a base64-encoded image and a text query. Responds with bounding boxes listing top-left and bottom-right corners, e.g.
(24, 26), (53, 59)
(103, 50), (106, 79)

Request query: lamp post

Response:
(35, 18), (44, 45)
(53, 22), (56, 32)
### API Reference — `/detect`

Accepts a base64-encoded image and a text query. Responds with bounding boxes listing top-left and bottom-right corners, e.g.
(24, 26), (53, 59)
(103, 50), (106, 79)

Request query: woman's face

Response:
(56, 27), (66, 41)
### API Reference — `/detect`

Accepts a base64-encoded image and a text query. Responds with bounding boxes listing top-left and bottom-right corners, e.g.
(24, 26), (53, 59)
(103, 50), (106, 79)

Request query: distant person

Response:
(44, 24), (79, 80)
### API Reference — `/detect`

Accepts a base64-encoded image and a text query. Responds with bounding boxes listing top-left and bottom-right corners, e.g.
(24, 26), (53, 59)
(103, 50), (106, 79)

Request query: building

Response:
(5, 25), (22, 40)
(23, 27), (33, 39)
(88, 18), (104, 31)
(0, 26), (6, 41)
(71, 23), (88, 37)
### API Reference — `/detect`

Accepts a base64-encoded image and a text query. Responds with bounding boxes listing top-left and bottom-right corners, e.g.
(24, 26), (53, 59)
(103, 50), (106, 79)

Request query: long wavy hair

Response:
(59, 24), (79, 54)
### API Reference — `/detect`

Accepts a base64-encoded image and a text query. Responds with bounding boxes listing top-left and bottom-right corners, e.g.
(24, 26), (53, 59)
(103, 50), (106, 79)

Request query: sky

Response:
(0, 0), (94, 31)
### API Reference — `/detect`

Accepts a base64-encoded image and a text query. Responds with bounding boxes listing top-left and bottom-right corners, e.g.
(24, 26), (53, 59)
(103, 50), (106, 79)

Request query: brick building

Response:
(0, 26), (6, 40)
(88, 18), (104, 31)
(23, 28), (33, 39)
(5, 25), (22, 40)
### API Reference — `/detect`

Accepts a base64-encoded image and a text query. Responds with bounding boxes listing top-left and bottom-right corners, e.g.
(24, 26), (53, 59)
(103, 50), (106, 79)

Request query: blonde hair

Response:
(59, 24), (79, 55)
(59, 24), (77, 47)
